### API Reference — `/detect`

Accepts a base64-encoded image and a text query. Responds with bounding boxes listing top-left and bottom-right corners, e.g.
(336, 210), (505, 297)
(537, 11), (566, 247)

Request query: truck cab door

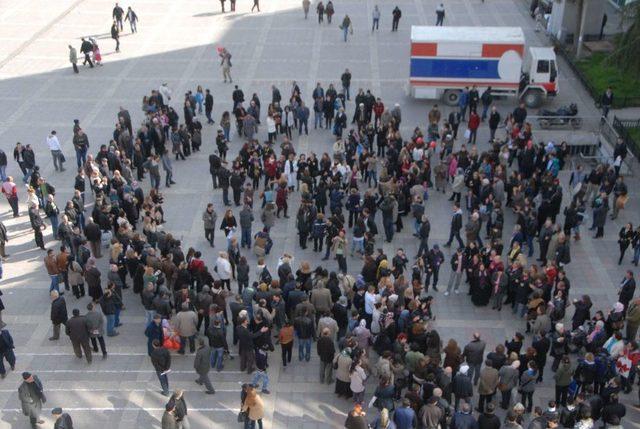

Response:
(531, 59), (549, 84)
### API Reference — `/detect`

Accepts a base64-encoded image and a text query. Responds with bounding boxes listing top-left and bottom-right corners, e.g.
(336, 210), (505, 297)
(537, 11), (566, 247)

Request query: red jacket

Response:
(468, 113), (480, 131)
(373, 102), (385, 117)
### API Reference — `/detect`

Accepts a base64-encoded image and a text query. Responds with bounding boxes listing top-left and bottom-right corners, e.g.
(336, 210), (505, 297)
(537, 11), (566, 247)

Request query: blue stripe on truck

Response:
(410, 58), (500, 80)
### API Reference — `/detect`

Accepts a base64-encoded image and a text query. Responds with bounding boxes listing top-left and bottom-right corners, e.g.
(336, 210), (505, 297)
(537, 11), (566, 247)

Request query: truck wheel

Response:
(523, 90), (543, 108)
(443, 90), (460, 106)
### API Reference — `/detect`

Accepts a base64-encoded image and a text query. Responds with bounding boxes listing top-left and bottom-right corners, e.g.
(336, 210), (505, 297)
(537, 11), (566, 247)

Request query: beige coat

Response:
(173, 310), (198, 337)
(242, 393), (264, 420)
(68, 261), (84, 286)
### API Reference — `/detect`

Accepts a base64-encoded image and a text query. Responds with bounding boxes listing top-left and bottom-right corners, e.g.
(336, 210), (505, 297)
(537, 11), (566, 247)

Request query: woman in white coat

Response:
(284, 153), (298, 192)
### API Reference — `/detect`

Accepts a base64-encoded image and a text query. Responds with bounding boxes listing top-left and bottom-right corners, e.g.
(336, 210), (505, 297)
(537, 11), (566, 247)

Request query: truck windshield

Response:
(536, 60), (549, 73)
(550, 60), (557, 82)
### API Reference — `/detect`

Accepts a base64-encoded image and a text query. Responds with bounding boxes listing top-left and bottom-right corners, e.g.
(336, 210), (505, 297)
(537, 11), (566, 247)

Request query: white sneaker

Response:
(454, 290), (460, 295)
(444, 291), (449, 296)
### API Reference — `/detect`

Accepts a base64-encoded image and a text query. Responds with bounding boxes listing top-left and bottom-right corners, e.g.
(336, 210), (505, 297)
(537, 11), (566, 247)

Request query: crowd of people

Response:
(0, 2), (638, 429)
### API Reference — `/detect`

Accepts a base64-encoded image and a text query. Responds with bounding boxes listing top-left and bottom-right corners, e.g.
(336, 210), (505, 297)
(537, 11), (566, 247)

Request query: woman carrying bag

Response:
(240, 385), (264, 429)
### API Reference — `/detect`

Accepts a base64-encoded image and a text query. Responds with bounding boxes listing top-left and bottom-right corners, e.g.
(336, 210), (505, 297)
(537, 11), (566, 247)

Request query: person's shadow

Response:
(193, 11), (225, 18)
(106, 394), (159, 427)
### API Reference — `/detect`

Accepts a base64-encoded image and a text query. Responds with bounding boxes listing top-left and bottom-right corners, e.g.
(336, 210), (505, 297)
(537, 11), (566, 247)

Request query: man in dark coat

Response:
(145, 314), (164, 356)
(193, 338), (215, 394)
(150, 340), (171, 396)
(619, 270), (636, 314)
(49, 290), (67, 341)
(0, 328), (16, 378)
(52, 407), (74, 429)
(65, 308), (92, 363)
(18, 372), (46, 428)
(29, 204), (46, 250)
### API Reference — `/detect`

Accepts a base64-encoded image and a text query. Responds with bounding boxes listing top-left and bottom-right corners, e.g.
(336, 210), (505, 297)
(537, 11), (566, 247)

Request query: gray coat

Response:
(239, 208), (254, 229)
(519, 370), (537, 393)
(194, 345), (212, 374)
(18, 377), (45, 419)
(202, 209), (217, 230)
(85, 310), (105, 337)
(498, 365), (519, 391)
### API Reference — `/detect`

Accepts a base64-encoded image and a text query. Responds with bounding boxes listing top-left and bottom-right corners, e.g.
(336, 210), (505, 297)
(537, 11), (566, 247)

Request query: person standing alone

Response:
(435, 3), (445, 26)
(392, 6), (401, 31)
(68, 45), (78, 74)
(18, 372), (46, 429)
(111, 21), (120, 52)
(372, 5), (380, 32)
(112, 3), (124, 31)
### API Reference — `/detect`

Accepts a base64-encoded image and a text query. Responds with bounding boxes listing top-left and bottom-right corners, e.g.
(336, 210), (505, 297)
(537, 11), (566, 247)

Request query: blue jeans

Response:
(156, 370), (169, 394)
(526, 235), (534, 257)
(351, 238), (364, 255)
(48, 214), (59, 239)
(298, 338), (311, 361)
(114, 308), (121, 327)
(49, 274), (59, 292)
(106, 314), (116, 335)
(481, 105), (489, 121)
(241, 228), (252, 248)
(0, 165), (6, 182)
(75, 147), (87, 168)
(150, 174), (159, 190)
(343, 85), (350, 100)
(634, 246), (640, 264)
(343, 26), (349, 42)
(298, 119), (308, 135)
(252, 369), (269, 391)
(314, 112), (323, 128)
(211, 347), (225, 371)
(223, 126), (230, 141)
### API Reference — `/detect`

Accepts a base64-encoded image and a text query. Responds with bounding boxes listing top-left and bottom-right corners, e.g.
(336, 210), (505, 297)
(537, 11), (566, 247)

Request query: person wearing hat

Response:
(52, 407), (73, 428)
(161, 400), (178, 429)
(18, 372), (46, 428)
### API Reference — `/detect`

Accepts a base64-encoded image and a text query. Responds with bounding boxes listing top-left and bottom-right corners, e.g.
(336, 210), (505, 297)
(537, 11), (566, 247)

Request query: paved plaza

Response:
(0, 0), (638, 428)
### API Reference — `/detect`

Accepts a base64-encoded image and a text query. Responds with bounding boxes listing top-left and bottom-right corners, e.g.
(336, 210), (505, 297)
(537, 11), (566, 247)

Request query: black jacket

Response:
(317, 336), (336, 363)
(150, 347), (171, 372)
(50, 297), (68, 324)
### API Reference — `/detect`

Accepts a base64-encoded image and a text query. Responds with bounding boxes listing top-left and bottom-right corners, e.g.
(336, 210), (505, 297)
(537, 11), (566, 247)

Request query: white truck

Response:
(409, 26), (558, 108)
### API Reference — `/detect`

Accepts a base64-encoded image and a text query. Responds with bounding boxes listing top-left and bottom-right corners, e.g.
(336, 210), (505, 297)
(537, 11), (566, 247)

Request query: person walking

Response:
(111, 21), (120, 52)
(0, 327), (16, 379)
(79, 38), (94, 67)
(68, 45), (79, 74)
(519, 361), (538, 413)
(86, 302), (107, 358)
(241, 386), (265, 429)
(112, 2), (124, 30)
(303, 0), (310, 18)
(18, 372), (46, 429)
(150, 339), (171, 396)
(251, 0), (260, 12)
(220, 48), (232, 83)
(2, 177), (19, 217)
(72, 128), (89, 168)
(49, 290), (67, 341)
(205, 89), (214, 124)
(202, 203), (217, 247)
(252, 344), (271, 394)
(194, 338), (216, 394)
(444, 203), (464, 248)
(45, 130), (64, 172)
(125, 6), (138, 33)
(51, 407), (73, 429)
(435, 3), (445, 26)
(317, 1), (325, 23)
(341, 15), (353, 42)
(371, 5), (380, 32)
(65, 308), (92, 364)
(392, 6), (401, 31)
(601, 87), (613, 119)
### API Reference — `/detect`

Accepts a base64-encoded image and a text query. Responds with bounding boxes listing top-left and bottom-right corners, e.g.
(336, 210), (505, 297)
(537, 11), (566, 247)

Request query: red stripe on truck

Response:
(410, 43), (438, 57)
(481, 44), (524, 58)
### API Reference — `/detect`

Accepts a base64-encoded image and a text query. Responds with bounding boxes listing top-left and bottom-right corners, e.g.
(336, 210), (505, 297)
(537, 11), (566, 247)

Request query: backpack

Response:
(259, 267), (272, 285)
